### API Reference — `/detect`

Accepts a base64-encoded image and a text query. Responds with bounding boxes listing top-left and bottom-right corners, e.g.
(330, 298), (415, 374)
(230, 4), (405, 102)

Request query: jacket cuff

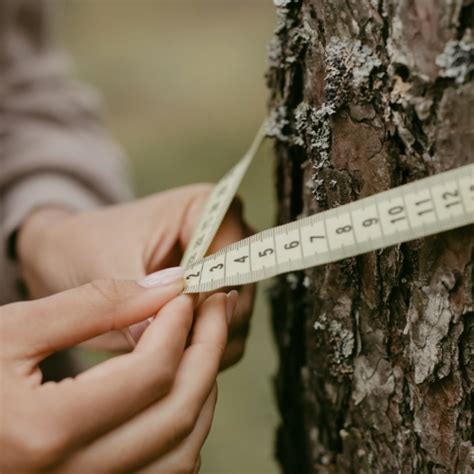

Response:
(2, 172), (109, 259)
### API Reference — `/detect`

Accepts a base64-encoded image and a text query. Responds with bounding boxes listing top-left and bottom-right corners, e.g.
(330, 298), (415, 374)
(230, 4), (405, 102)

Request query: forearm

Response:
(0, 0), (132, 303)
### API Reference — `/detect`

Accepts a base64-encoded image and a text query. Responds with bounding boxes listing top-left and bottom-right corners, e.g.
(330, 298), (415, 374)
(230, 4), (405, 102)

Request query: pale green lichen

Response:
(290, 38), (381, 199)
(294, 37), (381, 145)
(293, 101), (332, 200)
(325, 37), (382, 104)
(266, 105), (290, 142)
(329, 320), (355, 359)
(267, 36), (283, 68)
(436, 37), (474, 84)
(294, 102), (333, 159)
(273, 0), (294, 7)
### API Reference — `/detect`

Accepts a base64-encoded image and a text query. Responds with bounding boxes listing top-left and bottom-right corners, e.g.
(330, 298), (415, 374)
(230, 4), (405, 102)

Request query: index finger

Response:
(38, 295), (195, 449)
(2, 275), (184, 360)
(56, 293), (229, 471)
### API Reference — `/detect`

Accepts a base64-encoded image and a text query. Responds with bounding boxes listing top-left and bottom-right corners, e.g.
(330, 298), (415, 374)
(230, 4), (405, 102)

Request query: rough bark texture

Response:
(267, 1), (473, 472)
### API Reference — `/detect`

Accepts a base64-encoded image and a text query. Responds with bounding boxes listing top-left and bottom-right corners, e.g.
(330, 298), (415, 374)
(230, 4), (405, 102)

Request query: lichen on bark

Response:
(267, 1), (473, 472)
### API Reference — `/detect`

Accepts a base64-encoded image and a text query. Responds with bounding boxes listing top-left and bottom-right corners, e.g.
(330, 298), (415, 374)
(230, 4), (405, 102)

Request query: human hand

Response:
(0, 273), (235, 472)
(17, 184), (255, 367)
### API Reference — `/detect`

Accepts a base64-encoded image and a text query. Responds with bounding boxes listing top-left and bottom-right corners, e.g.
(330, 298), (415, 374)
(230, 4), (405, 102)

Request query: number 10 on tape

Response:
(182, 127), (474, 293)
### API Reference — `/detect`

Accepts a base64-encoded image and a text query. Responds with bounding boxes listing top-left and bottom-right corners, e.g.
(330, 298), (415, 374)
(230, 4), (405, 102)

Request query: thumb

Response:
(2, 267), (184, 359)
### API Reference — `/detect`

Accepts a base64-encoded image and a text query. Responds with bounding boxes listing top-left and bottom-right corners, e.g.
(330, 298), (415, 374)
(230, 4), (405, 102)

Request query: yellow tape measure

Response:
(181, 121), (474, 293)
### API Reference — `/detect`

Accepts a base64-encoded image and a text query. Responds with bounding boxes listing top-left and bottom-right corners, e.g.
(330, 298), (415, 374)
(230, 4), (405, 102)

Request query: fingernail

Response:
(128, 320), (151, 343)
(121, 328), (137, 348)
(138, 267), (184, 288)
(226, 290), (238, 324)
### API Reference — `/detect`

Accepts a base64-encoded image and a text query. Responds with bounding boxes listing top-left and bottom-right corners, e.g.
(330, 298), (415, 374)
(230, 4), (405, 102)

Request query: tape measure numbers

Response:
(180, 121), (267, 269)
(182, 122), (474, 293)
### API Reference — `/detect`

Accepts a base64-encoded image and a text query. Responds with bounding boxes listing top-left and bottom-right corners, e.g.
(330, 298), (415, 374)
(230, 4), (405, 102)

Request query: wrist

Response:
(17, 206), (73, 265)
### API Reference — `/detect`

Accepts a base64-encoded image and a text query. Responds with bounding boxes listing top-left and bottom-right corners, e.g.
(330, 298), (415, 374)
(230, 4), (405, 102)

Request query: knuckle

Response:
(193, 183), (214, 197)
(193, 455), (202, 474)
(228, 348), (245, 366)
(211, 383), (218, 400)
(131, 354), (176, 401)
(229, 194), (244, 217)
(175, 459), (198, 474)
(233, 318), (251, 339)
(19, 422), (66, 469)
(172, 453), (201, 474)
(222, 338), (247, 368)
(232, 344), (246, 364)
(175, 294), (194, 318)
(89, 278), (123, 308)
(186, 456), (201, 474)
(175, 411), (198, 440)
(187, 183), (214, 206)
(154, 366), (175, 395)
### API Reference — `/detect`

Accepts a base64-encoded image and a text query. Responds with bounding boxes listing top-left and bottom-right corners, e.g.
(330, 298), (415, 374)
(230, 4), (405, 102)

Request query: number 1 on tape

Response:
(181, 122), (474, 293)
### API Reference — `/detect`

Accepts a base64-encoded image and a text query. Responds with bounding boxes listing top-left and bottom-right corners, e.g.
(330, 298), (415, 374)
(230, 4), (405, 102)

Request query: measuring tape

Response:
(181, 121), (474, 294)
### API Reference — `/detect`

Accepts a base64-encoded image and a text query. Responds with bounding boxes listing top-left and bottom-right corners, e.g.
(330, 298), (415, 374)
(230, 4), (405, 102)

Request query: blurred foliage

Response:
(62, 1), (278, 472)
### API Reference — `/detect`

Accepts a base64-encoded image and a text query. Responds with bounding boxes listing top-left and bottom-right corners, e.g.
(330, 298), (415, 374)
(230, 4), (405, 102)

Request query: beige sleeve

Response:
(0, 0), (133, 303)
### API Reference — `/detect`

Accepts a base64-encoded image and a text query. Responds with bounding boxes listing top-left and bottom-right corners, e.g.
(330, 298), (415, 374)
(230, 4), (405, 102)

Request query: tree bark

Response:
(267, 1), (473, 472)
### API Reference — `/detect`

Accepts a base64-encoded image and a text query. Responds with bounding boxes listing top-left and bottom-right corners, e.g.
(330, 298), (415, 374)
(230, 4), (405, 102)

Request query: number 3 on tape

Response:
(182, 121), (474, 293)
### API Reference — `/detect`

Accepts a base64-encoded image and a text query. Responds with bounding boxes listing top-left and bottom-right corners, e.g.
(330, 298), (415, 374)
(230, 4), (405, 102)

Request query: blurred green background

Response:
(62, 1), (278, 473)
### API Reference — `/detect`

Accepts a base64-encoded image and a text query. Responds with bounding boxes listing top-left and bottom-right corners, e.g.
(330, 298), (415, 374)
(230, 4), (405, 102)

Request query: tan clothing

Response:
(0, 0), (132, 304)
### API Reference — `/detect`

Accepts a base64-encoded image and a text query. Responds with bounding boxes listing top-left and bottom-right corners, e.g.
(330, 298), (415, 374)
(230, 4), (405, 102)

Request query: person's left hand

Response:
(17, 184), (255, 369)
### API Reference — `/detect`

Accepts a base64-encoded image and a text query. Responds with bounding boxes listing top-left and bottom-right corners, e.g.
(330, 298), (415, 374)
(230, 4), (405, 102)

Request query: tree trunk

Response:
(267, 1), (473, 472)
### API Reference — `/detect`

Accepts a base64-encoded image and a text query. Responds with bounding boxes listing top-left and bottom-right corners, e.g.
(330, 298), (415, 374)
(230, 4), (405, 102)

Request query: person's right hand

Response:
(0, 272), (236, 472)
